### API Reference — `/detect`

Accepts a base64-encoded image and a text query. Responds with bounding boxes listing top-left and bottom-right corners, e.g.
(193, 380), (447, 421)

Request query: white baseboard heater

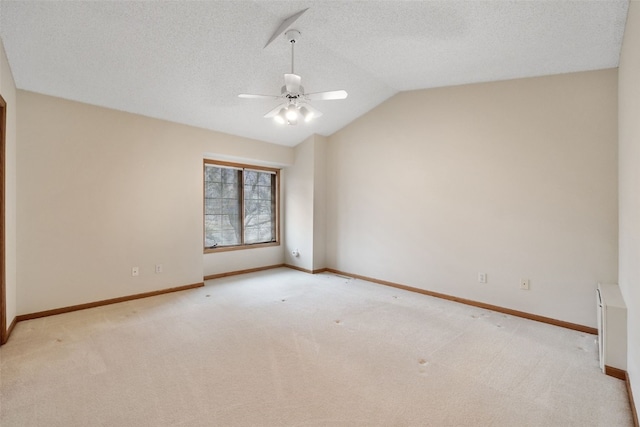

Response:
(596, 283), (627, 376)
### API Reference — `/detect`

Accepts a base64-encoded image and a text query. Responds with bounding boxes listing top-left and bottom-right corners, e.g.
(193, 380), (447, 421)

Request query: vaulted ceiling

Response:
(0, 1), (629, 146)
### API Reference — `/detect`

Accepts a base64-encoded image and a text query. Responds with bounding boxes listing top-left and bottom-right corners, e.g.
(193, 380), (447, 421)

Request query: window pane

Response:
(244, 200), (259, 217)
(222, 168), (237, 183)
(204, 215), (217, 247)
(244, 170), (258, 185)
(244, 171), (274, 244)
(222, 199), (238, 216)
(204, 214), (222, 229)
(222, 183), (238, 199)
(244, 227), (259, 244)
(205, 162), (277, 249)
(257, 173), (271, 185)
(259, 201), (271, 215)
(259, 225), (273, 241)
(204, 165), (221, 182)
(244, 185), (257, 199)
(258, 185), (271, 200)
(204, 166), (240, 247)
(221, 229), (240, 246)
(204, 198), (222, 215)
(204, 182), (222, 199)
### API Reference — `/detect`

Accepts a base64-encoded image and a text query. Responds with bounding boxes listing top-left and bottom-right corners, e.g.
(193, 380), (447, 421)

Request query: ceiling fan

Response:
(239, 29), (348, 126)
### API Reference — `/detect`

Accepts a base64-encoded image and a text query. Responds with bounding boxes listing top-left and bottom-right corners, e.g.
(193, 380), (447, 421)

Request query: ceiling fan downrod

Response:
(285, 29), (300, 75)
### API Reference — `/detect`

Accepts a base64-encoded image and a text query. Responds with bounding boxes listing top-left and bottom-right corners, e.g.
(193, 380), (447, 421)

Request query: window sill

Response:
(204, 241), (280, 254)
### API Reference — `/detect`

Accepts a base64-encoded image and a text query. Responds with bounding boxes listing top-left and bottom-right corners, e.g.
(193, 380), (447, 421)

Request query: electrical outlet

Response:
(520, 278), (530, 290)
(478, 273), (487, 283)
(132, 267), (139, 277)
(155, 264), (163, 274)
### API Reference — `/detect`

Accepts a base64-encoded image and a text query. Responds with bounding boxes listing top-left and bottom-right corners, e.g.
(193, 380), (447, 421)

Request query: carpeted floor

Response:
(0, 268), (633, 426)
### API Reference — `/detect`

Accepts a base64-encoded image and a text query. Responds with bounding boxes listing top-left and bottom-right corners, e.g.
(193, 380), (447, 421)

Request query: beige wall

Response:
(1, 39), (17, 330)
(312, 135), (327, 271)
(17, 91), (292, 314)
(283, 134), (328, 272)
(619, 0), (640, 405)
(284, 136), (315, 271)
(327, 69), (618, 328)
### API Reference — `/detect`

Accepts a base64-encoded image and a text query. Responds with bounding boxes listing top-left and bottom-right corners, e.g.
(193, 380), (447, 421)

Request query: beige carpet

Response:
(0, 268), (633, 426)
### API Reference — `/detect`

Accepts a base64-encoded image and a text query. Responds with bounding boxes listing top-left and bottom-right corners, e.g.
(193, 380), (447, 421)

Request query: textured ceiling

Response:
(0, 1), (629, 147)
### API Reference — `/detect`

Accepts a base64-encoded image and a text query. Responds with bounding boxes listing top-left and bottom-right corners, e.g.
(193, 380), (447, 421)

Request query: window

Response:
(204, 160), (279, 252)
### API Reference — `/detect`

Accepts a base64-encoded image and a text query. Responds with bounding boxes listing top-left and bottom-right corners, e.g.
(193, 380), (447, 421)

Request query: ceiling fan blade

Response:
(305, 90), (348, 101)
(239, 94), (280, 100)
(264, 8), (309, 49)
(285, 74), (302, 93)
(264, 104), (285, 118)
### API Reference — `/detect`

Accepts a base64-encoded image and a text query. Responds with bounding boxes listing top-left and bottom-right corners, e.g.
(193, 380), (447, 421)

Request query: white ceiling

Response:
(0, 1), (629, 147)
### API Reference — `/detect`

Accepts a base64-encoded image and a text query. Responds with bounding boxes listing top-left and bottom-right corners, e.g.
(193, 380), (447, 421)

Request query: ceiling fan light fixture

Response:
(285, 105), (299, 122)
(274, 108), (287, 124)
(299, 106), (314, 122)
(283, 105), (299, 125)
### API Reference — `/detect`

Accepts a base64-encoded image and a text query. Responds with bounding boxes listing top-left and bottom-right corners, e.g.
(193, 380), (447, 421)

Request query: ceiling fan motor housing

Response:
(281, 85), (304, 97)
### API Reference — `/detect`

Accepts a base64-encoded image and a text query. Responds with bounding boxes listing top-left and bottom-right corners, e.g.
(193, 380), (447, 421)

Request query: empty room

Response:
(0, 1), (639, 426)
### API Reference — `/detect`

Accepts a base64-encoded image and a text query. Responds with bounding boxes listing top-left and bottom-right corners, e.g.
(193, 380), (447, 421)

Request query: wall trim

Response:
(285, 264), (327, 274)
(0, 94), (6, 346)
(605, 365), (627, 381)
(3, 316), (16, 344)
(323, 268), (597, 335)
(627, 372), (639, 427)
(204, 264), (285, 281)
(16, 282), (204, 322)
